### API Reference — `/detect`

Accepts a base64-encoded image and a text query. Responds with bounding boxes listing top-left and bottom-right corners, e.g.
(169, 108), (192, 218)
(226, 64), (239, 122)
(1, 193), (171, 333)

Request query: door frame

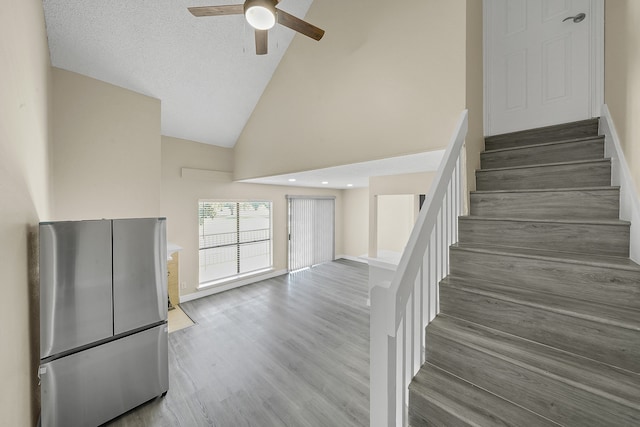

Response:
(483, 0), (605, 135)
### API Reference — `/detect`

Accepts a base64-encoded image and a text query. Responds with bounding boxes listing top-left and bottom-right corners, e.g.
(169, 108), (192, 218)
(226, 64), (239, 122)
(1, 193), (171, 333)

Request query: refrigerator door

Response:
(113, 218), (167, 334)
(40, 220), (113, 359)
(40, 324), (169, 427)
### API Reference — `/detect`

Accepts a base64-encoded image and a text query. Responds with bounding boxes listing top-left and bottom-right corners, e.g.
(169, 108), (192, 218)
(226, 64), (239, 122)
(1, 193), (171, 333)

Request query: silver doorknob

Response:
(562, 13), (586, 23)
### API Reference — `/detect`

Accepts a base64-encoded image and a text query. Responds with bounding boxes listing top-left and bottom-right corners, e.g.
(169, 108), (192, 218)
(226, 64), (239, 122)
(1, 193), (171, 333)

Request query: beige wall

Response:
(342, 188), (369, 258)
(234, 0), (468, 180)
(51, 68), (162, 220)
(368, 172), (435, 257)
(605, 0), (640, 196)
(0, 0), (52, 424)
(377, 194), (416, 253)
(161, 136), (344, 297)
(465, 0), (485, 198)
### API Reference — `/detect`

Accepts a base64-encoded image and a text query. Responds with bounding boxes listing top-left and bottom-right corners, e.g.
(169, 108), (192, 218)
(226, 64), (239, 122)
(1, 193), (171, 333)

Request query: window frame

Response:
(198, 200), (273, 287)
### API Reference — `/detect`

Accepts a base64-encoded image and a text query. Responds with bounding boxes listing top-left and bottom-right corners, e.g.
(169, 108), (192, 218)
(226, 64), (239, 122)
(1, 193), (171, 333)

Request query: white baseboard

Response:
(180, 269), (288, 303)
(600, 105), (640, 263)
(337, 254), (369, 264)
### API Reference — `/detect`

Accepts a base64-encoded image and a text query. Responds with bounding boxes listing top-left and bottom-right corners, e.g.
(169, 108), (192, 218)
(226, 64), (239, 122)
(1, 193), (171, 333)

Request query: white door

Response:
(484, 0), (603, 135)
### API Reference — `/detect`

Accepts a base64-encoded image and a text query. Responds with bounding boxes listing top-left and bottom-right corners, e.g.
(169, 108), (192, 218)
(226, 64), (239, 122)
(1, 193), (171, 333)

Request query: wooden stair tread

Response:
(409, 362), (559, 427)
(482, 135), (604, 154)
(429, 314), (640, 409)
(478, 158), (609, 173)
(472, 186), (620, 195)
(460, 215), (630, 227)
(484, 118), (599, 150)
(451, 242), (640, 271)
(441, 276), (640, 332)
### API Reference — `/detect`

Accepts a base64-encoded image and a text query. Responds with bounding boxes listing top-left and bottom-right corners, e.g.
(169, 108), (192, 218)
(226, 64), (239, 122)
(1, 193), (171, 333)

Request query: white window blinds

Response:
(287, 196), (335, 271)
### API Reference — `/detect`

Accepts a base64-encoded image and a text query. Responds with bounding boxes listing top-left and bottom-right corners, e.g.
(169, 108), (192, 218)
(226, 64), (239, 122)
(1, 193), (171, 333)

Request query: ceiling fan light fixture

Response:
(244, 0), (276, 30)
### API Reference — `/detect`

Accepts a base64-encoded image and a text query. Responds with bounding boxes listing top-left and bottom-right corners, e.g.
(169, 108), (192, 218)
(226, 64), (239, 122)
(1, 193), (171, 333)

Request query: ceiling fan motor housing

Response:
(244, 0), (277, 30)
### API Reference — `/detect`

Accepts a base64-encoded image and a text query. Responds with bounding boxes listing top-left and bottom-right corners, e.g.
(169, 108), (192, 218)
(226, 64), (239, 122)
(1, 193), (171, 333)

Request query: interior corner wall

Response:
(51, 68), (162, 220)
(464, 0), (485, 199)
(233, 0), (468, 180)
(342, 187), (369, 258)
(161, 136), (344, 298)
(605, 0), (640, 197)
(368, 172), (436, 257)
(0, 0), (52, 424)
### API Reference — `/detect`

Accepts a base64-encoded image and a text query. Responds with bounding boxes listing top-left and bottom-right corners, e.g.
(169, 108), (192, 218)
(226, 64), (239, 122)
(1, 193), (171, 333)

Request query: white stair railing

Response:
(370, 110), (468, 427)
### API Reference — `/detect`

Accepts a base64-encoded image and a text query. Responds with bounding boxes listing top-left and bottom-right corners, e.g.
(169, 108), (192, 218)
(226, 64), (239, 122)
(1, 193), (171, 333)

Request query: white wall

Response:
(0, 0), (52, 424)
(161, 136), (345, 298)
(51, 68), (162, 220)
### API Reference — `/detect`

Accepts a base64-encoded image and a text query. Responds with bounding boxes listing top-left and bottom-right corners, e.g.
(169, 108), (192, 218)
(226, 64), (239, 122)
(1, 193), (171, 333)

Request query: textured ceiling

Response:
(42, 0), (313, 147)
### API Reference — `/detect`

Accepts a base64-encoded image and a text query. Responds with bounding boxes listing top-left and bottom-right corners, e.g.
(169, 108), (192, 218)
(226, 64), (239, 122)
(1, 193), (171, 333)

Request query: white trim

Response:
(337, 254), (369, 264)
(482, 0), (491, 134)
(483, 0), (605, 134)
(590, 0), (605, 118)
(180, 269), (287, 303)
(599, 105), (640, 263)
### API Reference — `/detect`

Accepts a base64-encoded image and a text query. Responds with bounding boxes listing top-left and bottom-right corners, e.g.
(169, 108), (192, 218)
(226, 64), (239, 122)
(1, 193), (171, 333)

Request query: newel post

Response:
(370, 284), (396, 427)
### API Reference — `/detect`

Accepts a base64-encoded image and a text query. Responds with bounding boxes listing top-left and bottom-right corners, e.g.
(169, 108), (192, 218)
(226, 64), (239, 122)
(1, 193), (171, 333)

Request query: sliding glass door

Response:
(287, 196), (335, 271)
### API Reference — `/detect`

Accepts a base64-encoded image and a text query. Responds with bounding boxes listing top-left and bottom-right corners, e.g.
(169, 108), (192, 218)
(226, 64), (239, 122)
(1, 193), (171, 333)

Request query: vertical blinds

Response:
(287, 196), (335, 271)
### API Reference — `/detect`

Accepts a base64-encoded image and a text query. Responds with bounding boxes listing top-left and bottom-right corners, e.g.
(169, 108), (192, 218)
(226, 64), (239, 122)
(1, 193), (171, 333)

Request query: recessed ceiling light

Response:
(347, 184), (353, 187)
(322, 181), (329, 185)
(288, 178), (296, 182)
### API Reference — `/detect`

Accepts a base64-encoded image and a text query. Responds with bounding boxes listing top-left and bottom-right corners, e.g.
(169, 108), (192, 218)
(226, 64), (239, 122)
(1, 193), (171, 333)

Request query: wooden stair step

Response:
(470, 187), (620, 220)
(485, 118), (599, 151)
(481, 136), (605, 169)
(449, 243), (640, 310)
(425, 315), (640, 427)
(408, 362), (558, 427)
(439, 276), (640, 373)
(476, 159), (611, 191)
(458, 216), (630, 257)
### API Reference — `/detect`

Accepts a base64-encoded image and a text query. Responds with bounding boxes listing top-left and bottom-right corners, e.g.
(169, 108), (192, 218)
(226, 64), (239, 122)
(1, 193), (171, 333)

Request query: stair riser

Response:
(476, 161), (611, 191)
(450, 249), (640, 310)
(485, 119), (599, 151)
(425, 332), (640, 427)
(408, 393), (471, 427)
(440, 285), (640, 373)
(458, 219), (630, 257)
(470, 189), (619, 220)
(481, 139), (604, 169)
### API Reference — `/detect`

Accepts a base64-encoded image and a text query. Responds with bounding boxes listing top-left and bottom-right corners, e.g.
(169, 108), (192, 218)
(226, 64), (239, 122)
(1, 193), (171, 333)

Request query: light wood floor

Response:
(107, 259), (370, 427)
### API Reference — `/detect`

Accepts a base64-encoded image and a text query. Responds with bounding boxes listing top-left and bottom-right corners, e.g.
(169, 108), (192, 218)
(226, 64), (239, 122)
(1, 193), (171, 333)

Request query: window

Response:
(198, 201), (272, 285)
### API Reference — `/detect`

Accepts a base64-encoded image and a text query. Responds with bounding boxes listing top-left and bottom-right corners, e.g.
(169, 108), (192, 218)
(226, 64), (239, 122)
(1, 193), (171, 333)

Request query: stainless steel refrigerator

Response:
(38, 218), (169, 427)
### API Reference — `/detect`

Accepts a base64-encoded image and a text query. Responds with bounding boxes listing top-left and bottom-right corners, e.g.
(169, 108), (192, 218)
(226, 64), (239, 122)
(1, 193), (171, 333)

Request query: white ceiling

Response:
(42, 0), (313, 148)
(239, 151), (446, 189)
(42, 0), (444, 188)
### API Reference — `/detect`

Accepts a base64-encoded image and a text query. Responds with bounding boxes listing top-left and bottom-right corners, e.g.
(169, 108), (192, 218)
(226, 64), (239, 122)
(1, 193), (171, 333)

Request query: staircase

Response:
(408, 119), (640, 426)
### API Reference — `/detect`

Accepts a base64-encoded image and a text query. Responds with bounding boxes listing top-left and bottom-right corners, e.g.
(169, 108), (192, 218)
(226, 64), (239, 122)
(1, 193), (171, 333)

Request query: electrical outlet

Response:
(180, 281), (187, 290)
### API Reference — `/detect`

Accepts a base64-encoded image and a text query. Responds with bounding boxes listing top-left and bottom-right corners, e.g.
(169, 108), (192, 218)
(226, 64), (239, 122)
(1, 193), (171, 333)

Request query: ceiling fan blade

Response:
(255, 30), (268, 55)
(276, 9), (325, 41)
(188, 5), (244, 17)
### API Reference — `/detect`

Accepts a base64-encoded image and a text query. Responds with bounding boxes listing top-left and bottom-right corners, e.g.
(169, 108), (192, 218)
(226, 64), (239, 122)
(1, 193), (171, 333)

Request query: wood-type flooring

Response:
(106, 259), (370, 427)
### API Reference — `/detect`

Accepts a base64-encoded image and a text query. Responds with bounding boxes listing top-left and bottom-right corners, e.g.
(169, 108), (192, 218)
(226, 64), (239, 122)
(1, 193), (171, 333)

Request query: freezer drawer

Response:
(40, 220), (113, 359)
(113, 218), (167, 334)
(40, 324), (169, 427)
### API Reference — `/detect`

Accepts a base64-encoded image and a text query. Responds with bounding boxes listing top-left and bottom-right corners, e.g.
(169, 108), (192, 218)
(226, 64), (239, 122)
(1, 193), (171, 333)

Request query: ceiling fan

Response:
(188, 0), (325, 55)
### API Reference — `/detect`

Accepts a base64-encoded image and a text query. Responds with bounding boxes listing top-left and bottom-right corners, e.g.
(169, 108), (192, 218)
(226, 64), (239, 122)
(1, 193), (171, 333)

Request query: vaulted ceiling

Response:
(42, 0), (314, 148)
